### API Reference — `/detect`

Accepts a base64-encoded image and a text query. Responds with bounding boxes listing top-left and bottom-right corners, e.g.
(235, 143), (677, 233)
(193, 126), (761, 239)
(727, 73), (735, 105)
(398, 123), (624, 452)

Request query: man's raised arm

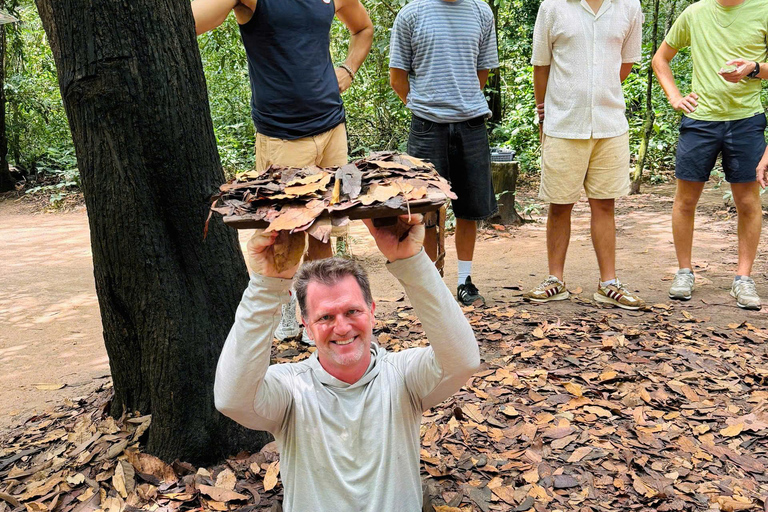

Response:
(214, 231), (305, 432)
(333, 0), (373, 93)
(363, 216), (480, 410)
(191, 0), (255, 35)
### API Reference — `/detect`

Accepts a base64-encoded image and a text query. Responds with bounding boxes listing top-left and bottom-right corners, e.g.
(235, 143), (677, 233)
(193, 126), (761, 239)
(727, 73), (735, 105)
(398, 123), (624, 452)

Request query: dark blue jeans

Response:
(407, 115), (497, 220)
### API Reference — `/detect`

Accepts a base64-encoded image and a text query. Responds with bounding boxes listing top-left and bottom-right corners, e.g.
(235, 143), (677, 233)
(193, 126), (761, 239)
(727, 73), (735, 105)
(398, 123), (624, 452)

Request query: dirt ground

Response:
(1, 183), (766, 432)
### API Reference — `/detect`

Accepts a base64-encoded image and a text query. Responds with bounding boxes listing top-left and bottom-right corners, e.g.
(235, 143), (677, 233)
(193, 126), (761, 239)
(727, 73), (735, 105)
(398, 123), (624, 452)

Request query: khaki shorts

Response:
(254, 123), (348, 170)
(254, 123), (348, 237)
(539, 132), (630, 204)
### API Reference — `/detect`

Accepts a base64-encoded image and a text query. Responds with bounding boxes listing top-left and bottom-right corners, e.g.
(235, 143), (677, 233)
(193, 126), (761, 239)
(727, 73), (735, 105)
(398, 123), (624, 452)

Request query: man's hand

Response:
(536, 102), (545, 142)
(670, 92), (699, 113)
(719, 59), (756, 83)
(757, 155), (768, 189)
(335, 67), (353, 93)
(363, 214), (425, 262)
(247, 230), (305, 279)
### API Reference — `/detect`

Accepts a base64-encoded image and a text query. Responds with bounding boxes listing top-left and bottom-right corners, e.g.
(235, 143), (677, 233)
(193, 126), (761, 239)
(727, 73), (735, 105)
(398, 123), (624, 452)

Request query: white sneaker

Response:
(669, 269), (695, 300)
(730, 277), (761, 310)
(274, 296), (301, 341)
(300, 329), (315, 346)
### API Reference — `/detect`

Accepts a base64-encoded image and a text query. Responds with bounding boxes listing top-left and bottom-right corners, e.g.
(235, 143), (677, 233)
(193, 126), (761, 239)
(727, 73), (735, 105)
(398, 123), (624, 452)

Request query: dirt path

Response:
(1, 184), (766, 431)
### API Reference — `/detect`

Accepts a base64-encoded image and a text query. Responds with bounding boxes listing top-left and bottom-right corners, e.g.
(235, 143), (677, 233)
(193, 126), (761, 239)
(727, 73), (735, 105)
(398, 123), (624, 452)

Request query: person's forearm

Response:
(342, 25), (373, 75)
(191, 0), (239, 35)
(214, 274), (292, 432)
(620, 62), (634, 82)
(652, 55), (683, 104)
(533, 65), (550, 106)
(390, 70), (410, 104)
(478, 69), (490, 89)
(387, 251), (480, 410)
(392, 82), (409, 104)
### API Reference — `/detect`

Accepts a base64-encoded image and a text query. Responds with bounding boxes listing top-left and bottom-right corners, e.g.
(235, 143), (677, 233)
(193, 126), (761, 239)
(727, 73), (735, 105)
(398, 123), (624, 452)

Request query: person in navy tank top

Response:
(192, 0), (373, 343)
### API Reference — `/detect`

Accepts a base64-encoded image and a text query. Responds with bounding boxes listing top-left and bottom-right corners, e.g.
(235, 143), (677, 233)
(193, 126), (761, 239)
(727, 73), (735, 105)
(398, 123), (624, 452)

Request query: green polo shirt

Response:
(666, 0), (768, 121)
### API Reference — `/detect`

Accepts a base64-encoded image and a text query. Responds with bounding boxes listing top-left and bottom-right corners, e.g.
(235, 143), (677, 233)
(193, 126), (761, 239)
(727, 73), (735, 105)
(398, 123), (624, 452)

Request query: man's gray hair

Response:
(294, 258), (373, 318)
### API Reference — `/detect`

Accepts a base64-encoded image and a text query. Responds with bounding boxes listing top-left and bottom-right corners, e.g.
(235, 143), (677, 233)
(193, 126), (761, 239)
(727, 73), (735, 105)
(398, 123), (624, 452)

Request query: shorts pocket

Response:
(410, 116), (434, 135)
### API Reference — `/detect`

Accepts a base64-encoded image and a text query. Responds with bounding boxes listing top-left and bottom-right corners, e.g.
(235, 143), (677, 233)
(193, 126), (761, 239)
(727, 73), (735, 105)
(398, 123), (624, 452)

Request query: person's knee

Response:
(423, 211), (438, 229)
(456, 218), (476, 229)
(549, 203), (574, 217)
(732, 188), (762, 218)
(673, 192), (699, 214)
(589, 199), (615, 215)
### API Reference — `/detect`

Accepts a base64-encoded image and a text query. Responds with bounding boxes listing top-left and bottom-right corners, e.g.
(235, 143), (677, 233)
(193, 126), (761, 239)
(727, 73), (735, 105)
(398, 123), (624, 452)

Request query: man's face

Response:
(303, 275), (375, 380)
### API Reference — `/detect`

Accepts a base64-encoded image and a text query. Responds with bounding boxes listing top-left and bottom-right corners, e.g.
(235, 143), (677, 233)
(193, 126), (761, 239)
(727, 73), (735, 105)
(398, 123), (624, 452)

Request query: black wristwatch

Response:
(748, 62), (761, 78)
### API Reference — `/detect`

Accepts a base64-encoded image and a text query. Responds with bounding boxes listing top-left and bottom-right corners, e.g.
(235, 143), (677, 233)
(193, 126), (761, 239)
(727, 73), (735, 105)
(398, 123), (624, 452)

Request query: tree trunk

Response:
(664, 0), (678, 36)
(0, 16), (14, 193)
(488, 162), (523, 225)
(35, 0), (270, 463)
(486, 0), (502, 125)
(630, 0), (660, 194)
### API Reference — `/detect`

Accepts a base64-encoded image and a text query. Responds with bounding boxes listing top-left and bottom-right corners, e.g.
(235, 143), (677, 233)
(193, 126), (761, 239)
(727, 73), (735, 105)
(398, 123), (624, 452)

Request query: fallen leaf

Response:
(263, 461), (280, 492)
(197, 485), (248, 503)
(720, 423), (744, 437)
(564, 382), (583, 397)
(567, 446), (592, 463)
(33, 383), (65, 391)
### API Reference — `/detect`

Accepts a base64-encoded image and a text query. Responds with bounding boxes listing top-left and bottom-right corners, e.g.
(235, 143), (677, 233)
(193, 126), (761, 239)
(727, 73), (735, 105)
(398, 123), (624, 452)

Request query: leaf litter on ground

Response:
(1, 300), (767, 511)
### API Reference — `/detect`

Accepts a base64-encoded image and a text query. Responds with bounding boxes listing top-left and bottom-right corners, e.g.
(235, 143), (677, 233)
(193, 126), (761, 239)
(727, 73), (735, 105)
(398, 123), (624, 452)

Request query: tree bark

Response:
(486, 0), (502, 125)
(35, 0), (270, 463)
(630, 0), (661, 194)
(488, 162), (523, 225)
(0, 14), (14, 193)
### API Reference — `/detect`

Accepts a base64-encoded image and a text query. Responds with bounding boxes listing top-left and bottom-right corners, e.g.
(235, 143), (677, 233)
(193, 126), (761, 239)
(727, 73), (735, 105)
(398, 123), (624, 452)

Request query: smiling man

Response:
(214, 215), (480, 511)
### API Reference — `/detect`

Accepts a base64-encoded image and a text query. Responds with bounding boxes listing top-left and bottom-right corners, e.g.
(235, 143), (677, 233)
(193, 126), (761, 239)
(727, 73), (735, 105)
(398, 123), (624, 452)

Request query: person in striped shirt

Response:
(389, 0), (500, 306)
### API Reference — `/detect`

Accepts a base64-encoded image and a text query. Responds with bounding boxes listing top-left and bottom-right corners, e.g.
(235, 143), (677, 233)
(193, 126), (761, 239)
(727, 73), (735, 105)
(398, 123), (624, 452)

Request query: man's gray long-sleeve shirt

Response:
(214, 250), (480, 512)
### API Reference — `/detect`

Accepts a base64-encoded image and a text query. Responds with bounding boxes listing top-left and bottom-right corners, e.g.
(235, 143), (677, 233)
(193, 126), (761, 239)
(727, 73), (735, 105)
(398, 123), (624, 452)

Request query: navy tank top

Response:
(238, 0), (345, 140)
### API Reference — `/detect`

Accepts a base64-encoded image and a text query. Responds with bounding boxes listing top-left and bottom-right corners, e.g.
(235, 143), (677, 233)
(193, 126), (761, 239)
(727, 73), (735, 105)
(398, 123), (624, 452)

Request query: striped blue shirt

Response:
(389, 0), (499, 123)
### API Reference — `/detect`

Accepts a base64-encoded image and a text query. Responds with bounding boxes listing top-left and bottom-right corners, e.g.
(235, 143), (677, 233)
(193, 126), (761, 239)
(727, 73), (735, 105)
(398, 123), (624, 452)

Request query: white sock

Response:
(458, 260), (472, 287)
(600, 278), (617, 287)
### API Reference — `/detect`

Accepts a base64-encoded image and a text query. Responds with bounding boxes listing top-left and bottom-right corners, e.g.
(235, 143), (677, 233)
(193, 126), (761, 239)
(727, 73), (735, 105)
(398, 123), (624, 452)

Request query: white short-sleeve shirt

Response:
(531, 0), (643, 139)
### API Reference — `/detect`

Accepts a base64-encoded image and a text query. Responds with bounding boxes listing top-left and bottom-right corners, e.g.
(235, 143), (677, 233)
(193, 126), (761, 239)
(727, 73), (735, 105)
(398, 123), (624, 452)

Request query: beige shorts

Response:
(254, 122), (348, 170)
(254, 123), (348, 238)
(539, 132), (630, 204)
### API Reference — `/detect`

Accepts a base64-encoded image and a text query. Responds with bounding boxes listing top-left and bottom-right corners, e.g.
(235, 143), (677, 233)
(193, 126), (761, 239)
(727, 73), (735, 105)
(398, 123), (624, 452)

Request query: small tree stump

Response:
(488, 161), (523, 226)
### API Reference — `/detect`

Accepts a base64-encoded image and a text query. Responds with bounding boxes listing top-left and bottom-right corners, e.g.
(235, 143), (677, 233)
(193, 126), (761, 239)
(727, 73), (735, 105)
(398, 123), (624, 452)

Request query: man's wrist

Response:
(668, 93), (683, 105)
(747, 62), (761, 79)
(339, 63), (355, 81)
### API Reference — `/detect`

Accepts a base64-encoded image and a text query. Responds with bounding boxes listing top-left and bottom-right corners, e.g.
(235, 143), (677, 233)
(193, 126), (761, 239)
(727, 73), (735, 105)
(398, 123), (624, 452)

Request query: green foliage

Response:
(198, 16), (254, 176)
(5, 1), (74, 176)
(6, 0), (768, 194)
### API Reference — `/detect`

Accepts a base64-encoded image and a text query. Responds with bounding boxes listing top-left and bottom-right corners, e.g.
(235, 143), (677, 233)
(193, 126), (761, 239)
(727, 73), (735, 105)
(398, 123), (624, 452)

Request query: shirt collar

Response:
(577, 0), (615, 19)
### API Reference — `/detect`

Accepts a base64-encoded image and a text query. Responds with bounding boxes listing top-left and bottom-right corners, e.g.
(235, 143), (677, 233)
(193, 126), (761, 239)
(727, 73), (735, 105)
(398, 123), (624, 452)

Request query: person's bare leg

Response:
(672, 179), (706, 270)
(588, 198), (616, 282)
(455, 218), (477, 262)
(730, 181), (762, 276)
(306, 236), (333, 261)
(547, 203), (574, 280)
(424, 227), (438, 262)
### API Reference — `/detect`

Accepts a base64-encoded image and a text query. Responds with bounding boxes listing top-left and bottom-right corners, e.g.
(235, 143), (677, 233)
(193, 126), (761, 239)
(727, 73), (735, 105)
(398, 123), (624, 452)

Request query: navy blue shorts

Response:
(407, 115), (497, 221)
(676, 113), (767, 183)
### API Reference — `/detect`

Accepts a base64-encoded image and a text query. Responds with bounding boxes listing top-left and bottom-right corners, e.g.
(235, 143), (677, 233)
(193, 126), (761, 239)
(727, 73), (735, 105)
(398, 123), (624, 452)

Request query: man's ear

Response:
(370, 301), (376, 327)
